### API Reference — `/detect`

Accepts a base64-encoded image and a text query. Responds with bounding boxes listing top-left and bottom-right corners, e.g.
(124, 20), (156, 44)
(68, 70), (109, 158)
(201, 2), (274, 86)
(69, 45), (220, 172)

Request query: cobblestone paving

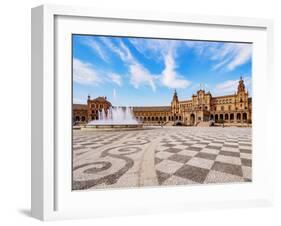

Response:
(72, 127), (252, 190)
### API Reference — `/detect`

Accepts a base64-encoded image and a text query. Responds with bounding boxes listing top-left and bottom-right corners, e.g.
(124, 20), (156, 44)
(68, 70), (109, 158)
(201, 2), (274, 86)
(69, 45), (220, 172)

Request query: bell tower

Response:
(236, 76), (248, 110)
(237, 76), (246, 93)
(171, 89), (179, 115)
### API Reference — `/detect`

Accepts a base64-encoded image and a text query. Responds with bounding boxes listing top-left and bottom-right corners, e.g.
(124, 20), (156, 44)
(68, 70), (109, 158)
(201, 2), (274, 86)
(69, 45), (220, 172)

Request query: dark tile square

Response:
(196, 152), (217, 160)
(164, 148), (182, 153)
(241, 158), (252, 167)
(181, 142), (191, 147)
(219, 151), (240, 157)
(198, 141), (209, 145)
(162, 144), (177, 148)
(174, 165), (209, 183)
(212, 161), (243, 177)
(224, 144), (239, 148)
(205, 145), (222, 150)
(240, 148), (251, 153)
(156, 170), (171, 185)
(155, 157), (164, 165)
(168, 154), (191, 164)
(186, 146), (202, 152)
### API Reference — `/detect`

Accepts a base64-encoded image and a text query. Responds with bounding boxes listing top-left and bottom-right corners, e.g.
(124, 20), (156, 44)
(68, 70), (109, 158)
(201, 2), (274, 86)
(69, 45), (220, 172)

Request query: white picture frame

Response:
(31, 4), (274, 221)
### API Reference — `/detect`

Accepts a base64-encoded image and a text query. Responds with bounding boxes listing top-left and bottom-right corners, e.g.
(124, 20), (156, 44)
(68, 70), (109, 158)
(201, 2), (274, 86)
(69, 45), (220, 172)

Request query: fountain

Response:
(83, 106), (143, 131)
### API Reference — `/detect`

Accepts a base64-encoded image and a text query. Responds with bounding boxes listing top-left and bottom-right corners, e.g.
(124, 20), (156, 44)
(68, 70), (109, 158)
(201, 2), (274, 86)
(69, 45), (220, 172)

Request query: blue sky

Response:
(72, 35), (252, 106)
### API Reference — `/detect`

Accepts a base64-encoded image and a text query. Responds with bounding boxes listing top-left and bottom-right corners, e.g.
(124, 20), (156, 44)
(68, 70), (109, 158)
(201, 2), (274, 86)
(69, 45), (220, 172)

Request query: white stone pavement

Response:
(72, 127), (252, 190)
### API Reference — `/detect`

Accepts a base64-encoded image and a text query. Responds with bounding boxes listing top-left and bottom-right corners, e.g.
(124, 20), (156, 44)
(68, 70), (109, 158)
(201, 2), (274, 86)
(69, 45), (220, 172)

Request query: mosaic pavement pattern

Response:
(72, 127), (252, 190)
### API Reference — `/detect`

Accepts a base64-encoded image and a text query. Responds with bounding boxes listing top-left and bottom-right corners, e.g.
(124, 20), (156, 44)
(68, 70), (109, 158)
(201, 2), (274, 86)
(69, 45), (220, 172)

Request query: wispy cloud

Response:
(73, 58), (101, 85)
(129, 38), (191, 89)
(80, 37), (192, 91)
(213, 76), (251, 96)
(129, 63), (157, 91)
(108, 73), (122, 86)
(185, 41), (252, 71)
(100, 37), (130, 62)
(128, 38), (174, 61)
(100, 37), (158, 91)
(161, 50), (190, 89)
(81, 38), (109, 63)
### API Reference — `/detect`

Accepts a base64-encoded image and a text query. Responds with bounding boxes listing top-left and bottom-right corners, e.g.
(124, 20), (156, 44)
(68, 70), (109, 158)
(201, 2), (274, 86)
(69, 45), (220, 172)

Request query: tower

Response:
(236, 76), (248, 111)
(237, 76), (246, 93)
(172, 89), (178, 103)
(171, 89), (179, 115)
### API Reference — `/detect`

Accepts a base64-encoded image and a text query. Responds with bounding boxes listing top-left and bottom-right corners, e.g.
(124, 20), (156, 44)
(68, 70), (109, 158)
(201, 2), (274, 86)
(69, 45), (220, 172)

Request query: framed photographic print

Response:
(31, 4), (274, 221)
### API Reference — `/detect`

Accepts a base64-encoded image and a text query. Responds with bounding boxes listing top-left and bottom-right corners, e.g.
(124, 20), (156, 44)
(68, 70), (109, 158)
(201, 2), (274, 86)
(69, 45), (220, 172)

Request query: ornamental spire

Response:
(237, 76), (245, 93)
(173, 89), (178, 102)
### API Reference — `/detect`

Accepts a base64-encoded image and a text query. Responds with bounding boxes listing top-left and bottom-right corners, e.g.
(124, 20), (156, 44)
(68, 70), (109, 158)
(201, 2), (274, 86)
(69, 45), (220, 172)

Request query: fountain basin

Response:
(82, 123), (143, 131)
(82, 106), (143, 131)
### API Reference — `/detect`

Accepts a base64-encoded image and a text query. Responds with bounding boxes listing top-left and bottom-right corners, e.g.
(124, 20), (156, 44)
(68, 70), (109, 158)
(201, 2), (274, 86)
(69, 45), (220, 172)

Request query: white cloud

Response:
(100, 37), (191, 91)
(185, 41), (252, 71)
(129, 63), (157, 92)
(128, 38), (174, 61)
(108, 73), (122, 86)
(83, 38), (109, 63)
(213, 76), (251, 96)
(226, 45), (252, 70)
(215, 79), (239, 95)
(100, 37), (129, 62)
(129, 39), (191, 89)
(73, 58), (100, 85)
(101, 38), (157, 91)
(211, 43), (252, 71)
(161, 50), (191, 89)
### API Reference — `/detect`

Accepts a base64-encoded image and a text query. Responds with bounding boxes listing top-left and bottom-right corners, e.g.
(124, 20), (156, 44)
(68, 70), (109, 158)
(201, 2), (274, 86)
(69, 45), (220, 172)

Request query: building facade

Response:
(73, 77), (252, 126)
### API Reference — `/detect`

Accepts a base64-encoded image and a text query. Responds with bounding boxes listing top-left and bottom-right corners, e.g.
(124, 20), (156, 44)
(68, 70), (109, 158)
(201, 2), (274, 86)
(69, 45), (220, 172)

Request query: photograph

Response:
(71, 35), (252, 190)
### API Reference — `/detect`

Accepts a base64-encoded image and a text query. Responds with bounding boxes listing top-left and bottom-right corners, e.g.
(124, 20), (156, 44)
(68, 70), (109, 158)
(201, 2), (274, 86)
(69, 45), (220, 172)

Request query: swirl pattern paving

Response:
(72, 127), (252, 190)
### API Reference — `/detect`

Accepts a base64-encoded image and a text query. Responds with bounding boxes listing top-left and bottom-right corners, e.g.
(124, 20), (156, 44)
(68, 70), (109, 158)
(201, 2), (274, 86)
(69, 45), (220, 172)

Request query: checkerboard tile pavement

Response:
(155, 131), (252, 185)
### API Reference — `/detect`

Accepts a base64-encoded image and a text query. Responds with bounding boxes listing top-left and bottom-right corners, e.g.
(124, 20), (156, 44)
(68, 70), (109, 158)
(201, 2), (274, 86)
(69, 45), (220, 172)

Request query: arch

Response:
(179, 116), (182, 121)
(75, 116), (80, 121)
(243, 113), (247, 120)
(81, 116), (86, 121)
(230, 113), (234, 120)
(237, 113), (241, 121)
(160, 117), (162, 121)
(164, 117), (166, 121)
(210, 114), (214, 120)
(219, 114), (224, 120)
(190, 113), (195, 125)
(175, 121), (183, 126)
(215, 114), (218, 122)
(224, 114), (229, 120)
(152, 117), (154, 121)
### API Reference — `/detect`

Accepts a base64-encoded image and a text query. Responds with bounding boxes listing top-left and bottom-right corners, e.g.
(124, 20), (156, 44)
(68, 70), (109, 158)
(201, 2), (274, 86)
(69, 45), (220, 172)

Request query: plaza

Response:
(72, 127), (252, 190)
